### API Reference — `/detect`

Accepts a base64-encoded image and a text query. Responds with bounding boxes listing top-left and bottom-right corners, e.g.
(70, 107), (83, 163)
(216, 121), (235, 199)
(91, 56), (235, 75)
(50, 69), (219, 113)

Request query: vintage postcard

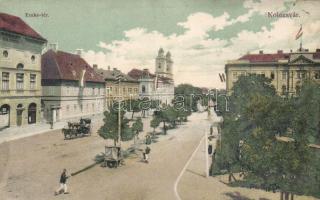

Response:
(0, 0), (320, 199)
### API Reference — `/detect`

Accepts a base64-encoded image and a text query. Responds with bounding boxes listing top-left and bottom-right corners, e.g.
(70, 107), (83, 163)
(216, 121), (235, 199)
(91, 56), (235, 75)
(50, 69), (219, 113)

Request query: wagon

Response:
(102, 146), (124, 168)
(62, 118), (92, 139)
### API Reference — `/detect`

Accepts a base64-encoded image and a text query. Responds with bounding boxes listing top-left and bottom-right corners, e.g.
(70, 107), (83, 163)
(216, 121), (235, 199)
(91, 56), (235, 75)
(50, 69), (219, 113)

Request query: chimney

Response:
(80, 69), (86, 87)
(316, 49), (320, 52)
(277, 50), (283, 54)
(49, 43), (58, 52)
(93, 64), (98, 70)
(259, 50), (263, 54)
(108, 66), (111, 70)
(290, 49), (293, 53)
(76, 49), (83, 57)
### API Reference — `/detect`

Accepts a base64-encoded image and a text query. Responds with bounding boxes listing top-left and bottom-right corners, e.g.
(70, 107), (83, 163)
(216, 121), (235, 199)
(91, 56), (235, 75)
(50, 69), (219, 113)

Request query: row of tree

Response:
(212, 74), (320, 200)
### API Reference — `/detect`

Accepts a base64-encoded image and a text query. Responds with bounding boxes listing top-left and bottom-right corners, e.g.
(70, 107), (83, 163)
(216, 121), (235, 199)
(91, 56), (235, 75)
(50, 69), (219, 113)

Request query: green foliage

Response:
(132, 117), (143, 136)
(150, 117), (161, 134)
(98, 103), (133, 145)
(175, 84), (203, 112)
(213, 75), (320, 198)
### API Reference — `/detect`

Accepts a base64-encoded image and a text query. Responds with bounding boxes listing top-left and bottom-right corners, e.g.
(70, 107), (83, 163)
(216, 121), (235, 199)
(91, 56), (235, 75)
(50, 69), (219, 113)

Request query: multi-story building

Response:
(128, 48), (175, 104)
(94, 66), (139, 108)
(0, 13), (47, 128)
(225, 48), (320, 96)
(41, 47), (105, 122)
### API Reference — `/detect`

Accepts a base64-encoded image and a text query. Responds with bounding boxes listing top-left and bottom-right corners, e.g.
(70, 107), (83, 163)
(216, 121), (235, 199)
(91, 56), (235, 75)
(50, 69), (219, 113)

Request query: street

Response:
(0, 112), (210, 200)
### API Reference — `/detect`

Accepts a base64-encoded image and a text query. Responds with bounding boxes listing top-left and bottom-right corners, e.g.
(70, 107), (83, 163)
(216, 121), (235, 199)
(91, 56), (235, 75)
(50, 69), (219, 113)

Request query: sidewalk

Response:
(0, 113), (104, 144)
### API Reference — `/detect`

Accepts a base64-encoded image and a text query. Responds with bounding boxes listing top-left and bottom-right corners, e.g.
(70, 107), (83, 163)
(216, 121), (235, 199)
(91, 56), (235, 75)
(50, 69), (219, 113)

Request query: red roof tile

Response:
(314, 52), (320, 59)
(0, 13), (46, 41)
(238, 53), (289, 63)
(128, 68), (156, 80)
(41, 50), (104, 83)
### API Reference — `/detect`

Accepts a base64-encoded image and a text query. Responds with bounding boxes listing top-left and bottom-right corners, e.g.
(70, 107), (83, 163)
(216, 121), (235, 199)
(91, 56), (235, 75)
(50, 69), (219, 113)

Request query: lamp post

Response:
(115, 74), (123, 147)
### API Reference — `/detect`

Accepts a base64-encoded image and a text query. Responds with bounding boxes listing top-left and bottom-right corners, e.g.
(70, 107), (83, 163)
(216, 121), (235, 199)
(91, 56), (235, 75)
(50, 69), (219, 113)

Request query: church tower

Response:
(155, 48), (173, 79)
(155, 48), (166, 76)
(165, 51), (173, 79)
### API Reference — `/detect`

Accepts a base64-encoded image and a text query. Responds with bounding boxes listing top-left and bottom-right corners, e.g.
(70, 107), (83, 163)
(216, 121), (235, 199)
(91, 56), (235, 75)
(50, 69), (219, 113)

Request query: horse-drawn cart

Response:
(62, 118), (92, 139)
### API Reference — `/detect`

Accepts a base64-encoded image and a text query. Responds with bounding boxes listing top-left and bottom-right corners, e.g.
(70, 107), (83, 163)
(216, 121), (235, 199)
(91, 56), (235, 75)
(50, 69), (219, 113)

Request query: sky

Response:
(1, 0), (320, 88)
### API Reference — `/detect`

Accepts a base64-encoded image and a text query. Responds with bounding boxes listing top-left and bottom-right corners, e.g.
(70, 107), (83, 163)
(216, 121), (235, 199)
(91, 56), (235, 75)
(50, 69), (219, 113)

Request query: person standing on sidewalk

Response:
(55, 169), (70, 195)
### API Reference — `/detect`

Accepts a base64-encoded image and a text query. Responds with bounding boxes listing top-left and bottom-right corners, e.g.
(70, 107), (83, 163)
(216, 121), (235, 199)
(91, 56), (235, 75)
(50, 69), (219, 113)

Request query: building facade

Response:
(41, 49), (105, 122)
(94, 66), (139, 108)
(0, 13), (47, 129)
(225, 48), (320, 96)
(128, 48), (175, 104)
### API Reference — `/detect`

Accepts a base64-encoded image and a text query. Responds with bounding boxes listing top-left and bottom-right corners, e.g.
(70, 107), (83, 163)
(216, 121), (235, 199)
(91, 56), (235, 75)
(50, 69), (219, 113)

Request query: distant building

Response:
(41, 48), (105, 122)
(225, 48), (320, 96)
(94, 66), (139, 108)
(0, 13), (47, 128)
(128, 48), (175, 104)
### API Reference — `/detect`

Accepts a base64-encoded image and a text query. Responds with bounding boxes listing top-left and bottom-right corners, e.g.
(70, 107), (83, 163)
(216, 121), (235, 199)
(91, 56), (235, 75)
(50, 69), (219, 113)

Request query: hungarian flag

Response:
(296, 25), (303, 40)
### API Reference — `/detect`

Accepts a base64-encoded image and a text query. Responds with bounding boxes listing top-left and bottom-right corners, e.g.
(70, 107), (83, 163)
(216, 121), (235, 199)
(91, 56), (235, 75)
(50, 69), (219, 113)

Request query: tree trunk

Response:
(290, 193), (294, 200)
(163, 121), (166, 135)
(285, 192), (289, 200)
(280, 192), (284, 200)
(131, 111), (134, 119)
(114, 139), (116, 146)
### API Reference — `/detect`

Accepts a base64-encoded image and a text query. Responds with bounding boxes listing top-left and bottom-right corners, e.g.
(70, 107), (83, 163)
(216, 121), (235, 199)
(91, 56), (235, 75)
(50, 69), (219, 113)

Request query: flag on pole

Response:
(295, 25), (303, 40)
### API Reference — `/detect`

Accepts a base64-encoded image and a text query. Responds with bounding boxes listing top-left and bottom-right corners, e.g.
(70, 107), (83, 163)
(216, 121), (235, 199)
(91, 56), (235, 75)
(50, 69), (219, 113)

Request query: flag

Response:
(222, 73), (226, 82)
(219, 73), (223, 82)
(295, 25), (303, 40)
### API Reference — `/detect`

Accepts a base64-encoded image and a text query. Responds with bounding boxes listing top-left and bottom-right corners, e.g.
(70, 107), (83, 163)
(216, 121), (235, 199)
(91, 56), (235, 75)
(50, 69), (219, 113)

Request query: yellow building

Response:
(225, 48), (320, 96)
(0, 13), (47, 128)
(93, 66), (139, 108)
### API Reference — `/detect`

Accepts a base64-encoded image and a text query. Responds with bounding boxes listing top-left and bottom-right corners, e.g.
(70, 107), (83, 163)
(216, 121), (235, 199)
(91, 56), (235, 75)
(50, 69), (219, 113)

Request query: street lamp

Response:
(115, 74), (123, 147)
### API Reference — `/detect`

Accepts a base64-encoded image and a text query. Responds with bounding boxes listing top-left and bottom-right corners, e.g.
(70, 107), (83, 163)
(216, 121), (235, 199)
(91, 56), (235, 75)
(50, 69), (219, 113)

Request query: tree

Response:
(132, 117), (143, 144)
(98, 103), (133, 146)
(150, 117), (160, 135)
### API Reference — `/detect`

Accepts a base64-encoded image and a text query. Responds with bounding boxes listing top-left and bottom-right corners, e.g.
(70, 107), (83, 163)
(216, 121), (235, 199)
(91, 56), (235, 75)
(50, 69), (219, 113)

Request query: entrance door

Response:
(0, 104), (10, 129)
(16, 104), (23, 126)
(28, 103), (37, 124)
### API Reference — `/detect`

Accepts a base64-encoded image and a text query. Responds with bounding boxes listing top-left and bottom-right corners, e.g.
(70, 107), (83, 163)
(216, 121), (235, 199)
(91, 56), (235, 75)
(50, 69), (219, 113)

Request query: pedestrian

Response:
(210, 125), (213, 135)
(143, 146), (151, 163)
(55, 169), (70, 195)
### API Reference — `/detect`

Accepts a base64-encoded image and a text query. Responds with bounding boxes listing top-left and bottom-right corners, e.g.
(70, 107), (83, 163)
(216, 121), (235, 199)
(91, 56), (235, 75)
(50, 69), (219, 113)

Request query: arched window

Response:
(31, 55), (35, 62)
(17, 63), (24, 69)
(281, 85), (287, 95)
(3, 50), (8, 57)
(142, 85), (146, 93)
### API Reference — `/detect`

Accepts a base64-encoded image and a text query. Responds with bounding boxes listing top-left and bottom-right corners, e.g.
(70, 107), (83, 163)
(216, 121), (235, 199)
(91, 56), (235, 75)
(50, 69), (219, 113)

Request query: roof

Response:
(95, 68), (138, 83)
(41, 50), (104, 83)
(128, 68), (156, 80)
(0, 13), (46, 41)
(128, 68), (173, 84)
(238, 53), (290, 63)
(238, 50), (320, 63)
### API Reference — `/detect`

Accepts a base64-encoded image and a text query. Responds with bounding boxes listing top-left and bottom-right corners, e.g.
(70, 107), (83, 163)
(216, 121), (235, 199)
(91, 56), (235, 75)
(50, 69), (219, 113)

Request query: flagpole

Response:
(300, 24), (302, 50)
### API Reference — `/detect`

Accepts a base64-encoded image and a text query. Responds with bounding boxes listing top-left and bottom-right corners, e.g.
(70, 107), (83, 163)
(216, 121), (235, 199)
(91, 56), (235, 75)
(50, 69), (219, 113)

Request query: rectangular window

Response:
(232, 72), (237, 80)
(30, 74), (36, 90)
(282, 71), (287, 80)
(128, 88), (132, 93)
(92, 88), (95, 95)
(16, 73), (24, 90)
(2, 72), (9, 90)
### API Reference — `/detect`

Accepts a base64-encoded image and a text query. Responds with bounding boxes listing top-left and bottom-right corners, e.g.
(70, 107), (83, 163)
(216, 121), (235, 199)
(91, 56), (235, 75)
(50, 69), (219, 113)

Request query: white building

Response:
(128, 48), (175, 104)
(41, 47), (105, 122)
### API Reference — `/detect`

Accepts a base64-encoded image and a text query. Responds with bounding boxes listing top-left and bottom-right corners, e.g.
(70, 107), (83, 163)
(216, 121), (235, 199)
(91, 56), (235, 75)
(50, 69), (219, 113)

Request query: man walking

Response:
(55, 169), (69, 195)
